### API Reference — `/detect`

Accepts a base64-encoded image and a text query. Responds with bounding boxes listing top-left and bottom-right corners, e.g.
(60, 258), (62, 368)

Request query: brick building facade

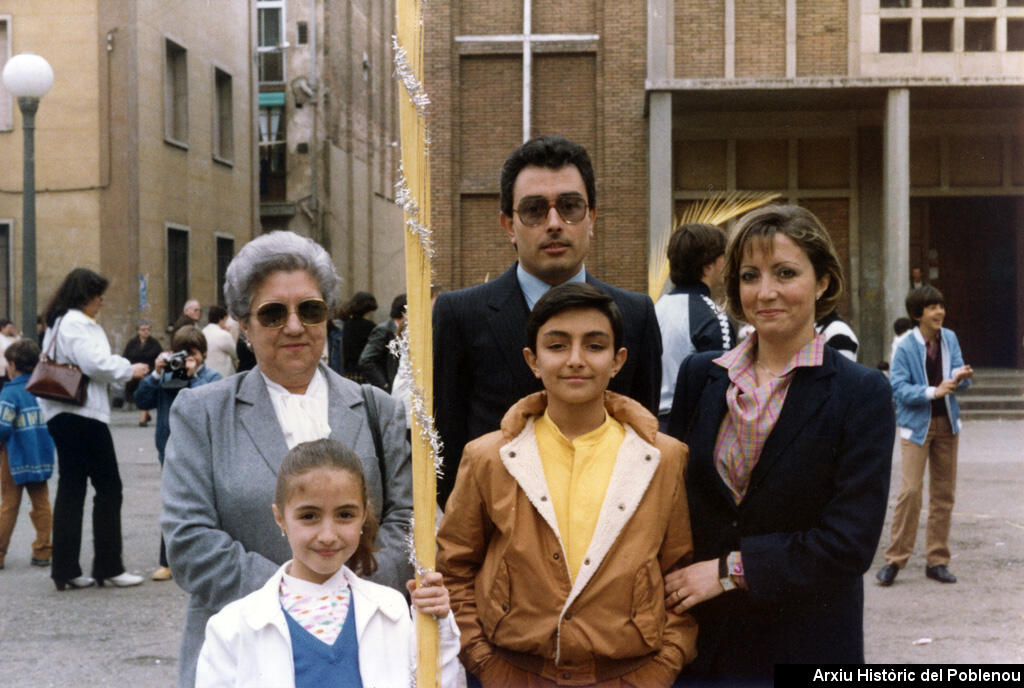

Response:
(425, 0), (1024, 369)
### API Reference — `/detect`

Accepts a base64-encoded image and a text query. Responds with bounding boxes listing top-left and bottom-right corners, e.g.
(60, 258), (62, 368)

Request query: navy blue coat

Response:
(433, 264), (662, 507)
(667, 346), (894, 677)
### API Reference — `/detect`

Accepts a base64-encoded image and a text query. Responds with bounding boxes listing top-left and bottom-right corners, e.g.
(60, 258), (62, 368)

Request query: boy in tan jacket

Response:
(437, 283), (697, 687)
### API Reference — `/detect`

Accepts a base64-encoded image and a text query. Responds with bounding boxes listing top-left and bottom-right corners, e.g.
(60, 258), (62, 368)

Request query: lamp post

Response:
(2, 53), (53, 334)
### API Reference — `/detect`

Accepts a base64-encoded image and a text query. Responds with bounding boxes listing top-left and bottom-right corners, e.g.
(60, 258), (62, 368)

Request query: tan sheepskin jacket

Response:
(437, 391), (697, 687)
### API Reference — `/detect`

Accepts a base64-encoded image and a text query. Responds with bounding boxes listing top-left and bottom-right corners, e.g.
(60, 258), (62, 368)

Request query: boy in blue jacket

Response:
(135, 325), (221, 580)
(876, 286), (972, 587)
(0, 339), (55, 569)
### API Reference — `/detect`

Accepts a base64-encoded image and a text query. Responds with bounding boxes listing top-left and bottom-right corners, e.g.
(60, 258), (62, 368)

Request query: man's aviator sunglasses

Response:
(513, 194), (589, 227)
(252, 299), (329, 328)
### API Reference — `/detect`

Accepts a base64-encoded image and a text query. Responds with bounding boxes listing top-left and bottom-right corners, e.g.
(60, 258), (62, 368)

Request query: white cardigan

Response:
(38, 309), (133, 424)
(196, 563), (466, 688)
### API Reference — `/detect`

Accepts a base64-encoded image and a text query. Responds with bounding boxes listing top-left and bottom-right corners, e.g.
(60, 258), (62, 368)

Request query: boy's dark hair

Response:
(527, 283), (623, 352)
(893, 317), (914, 337)
(667, 222), (727, 286)
(43, 268), (109, 327)
(208, 305), (228, 325)
(0, 318), (11, 330)
(390, 293), (407, 320)
(274, 438), (379, 577)
(905, 285), (944, 320)
(171, 325), (208, 356)
(5, 339), (40, 374)
(500, 135), (596, 218)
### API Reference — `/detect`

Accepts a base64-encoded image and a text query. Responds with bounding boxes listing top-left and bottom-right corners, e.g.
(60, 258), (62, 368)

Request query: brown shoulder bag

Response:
(26, 316), (89, 406)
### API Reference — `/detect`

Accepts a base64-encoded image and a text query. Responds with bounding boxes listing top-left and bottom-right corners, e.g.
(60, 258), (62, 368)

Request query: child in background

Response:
(876, 286), (973, 587)
(135, 325), (222, 582)
(0, 339), (55, 570)
(196, 438), (464, 688)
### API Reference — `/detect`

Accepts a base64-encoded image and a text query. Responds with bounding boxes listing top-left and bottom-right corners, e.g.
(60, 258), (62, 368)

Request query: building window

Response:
(215, 236), (234, 307)
(164, 39), (189, 146)
(213, 68), (234, 163)
(964, 19), (995, 51)
(297, 21), (308, 45)
(259, 103), (287, 201)
(879, 1), (1023, 55)
(1008, 19), (1024, 51)
(0, 222), (10, 318)
(167, 226), (189, 327)
(258, 1), (285, 84)
(922, 19), (953, 52)
(880, 20), (911, 53)
(0, 17), (11, 132)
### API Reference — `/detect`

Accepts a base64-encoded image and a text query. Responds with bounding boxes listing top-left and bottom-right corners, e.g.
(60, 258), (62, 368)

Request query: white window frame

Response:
(257, 0), (287, 85)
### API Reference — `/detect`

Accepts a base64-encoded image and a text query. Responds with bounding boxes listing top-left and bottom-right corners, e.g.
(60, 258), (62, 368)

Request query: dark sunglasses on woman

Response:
(253, 299), (329, 328)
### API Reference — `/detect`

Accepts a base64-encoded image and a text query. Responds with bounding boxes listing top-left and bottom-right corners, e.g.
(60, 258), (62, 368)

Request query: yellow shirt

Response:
(535, 411), (626, 580)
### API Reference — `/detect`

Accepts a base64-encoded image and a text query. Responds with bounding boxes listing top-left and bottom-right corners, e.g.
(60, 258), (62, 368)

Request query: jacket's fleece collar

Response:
(498, 391), (659, 444)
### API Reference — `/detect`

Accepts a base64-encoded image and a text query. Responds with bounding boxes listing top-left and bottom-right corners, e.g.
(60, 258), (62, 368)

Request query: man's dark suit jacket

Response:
(432, 264), (662, 507)
(667, 346), (894, 678)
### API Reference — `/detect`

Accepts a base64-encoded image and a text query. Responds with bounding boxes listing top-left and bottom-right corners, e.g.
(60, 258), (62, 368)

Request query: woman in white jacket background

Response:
(39, 268), (149, 591)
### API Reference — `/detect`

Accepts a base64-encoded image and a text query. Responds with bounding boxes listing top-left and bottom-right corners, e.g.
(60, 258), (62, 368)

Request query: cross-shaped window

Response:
(455, 0), (599, 142)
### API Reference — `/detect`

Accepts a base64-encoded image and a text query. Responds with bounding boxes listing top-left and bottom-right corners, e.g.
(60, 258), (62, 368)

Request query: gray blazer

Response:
(160, 364), (412, 688)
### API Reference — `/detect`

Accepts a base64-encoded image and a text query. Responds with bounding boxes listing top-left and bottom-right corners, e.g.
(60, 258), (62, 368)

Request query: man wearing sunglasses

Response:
(432, 134), (662, 508)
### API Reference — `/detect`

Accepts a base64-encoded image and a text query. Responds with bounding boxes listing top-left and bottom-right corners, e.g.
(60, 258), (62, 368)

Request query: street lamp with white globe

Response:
(2, 53), (53, 335)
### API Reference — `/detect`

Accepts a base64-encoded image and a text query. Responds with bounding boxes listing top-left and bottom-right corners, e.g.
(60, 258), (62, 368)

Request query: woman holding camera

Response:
(39, 268), (150, 591)
(161, 231), (412, 688)
(134, 325), (221, 581)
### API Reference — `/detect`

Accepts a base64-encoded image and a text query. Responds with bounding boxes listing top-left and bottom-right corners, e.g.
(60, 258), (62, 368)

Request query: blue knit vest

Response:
(284, 597), (363, 688)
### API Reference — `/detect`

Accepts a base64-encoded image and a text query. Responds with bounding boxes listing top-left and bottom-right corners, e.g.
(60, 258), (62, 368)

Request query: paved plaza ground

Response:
(0, 409), (1019, 686)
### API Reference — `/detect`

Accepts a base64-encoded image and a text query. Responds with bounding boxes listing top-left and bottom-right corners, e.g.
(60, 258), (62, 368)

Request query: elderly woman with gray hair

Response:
(160, 231), (413, 688)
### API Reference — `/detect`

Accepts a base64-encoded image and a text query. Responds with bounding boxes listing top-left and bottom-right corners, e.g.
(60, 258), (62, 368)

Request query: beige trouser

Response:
(0, 446), (53, 563)
(884, 416), (958, 568)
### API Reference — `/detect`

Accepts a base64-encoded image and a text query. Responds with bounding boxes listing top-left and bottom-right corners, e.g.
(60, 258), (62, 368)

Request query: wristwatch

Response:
(718, 555), (736, 592)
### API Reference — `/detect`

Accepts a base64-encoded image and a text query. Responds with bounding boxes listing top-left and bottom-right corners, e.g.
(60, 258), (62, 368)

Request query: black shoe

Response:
(875, 563), (899, 586)
(925, 565), (957, 583)
(31, 557), (50, 567)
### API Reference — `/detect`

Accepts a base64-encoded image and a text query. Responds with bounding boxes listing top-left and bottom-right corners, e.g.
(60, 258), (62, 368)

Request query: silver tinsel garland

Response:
(395, 169), (435, 258)
(392, 35), (430, 116)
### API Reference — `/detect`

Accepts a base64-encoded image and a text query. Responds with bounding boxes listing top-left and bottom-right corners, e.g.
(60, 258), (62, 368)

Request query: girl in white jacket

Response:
(196, 438), (464, 688)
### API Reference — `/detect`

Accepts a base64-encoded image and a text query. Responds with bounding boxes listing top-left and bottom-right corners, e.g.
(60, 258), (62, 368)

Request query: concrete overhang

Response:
(644, 77), (1024, 113)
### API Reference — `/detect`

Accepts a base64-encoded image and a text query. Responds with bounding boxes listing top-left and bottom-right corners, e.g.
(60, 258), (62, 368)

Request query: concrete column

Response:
(647, 0), (671, 80)
(649, 91), (673, 298)
(883, 88), (910, 341)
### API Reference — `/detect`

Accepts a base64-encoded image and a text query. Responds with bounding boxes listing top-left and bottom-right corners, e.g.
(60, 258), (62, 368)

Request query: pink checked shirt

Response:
(712, 333), (826, 504)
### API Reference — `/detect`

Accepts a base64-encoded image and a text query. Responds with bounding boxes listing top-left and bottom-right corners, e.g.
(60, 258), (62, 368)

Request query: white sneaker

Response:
(99, 571), (144, 588)
(55, 575), (96, 591)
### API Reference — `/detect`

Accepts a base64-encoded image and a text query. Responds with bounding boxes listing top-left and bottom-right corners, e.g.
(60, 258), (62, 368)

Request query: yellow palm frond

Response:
(648, 191), (780, 301)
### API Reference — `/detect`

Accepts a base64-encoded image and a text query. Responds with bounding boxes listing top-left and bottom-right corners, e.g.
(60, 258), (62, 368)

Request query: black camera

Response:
(161, 351), (190, 390)
(167, 351), (188, 371)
